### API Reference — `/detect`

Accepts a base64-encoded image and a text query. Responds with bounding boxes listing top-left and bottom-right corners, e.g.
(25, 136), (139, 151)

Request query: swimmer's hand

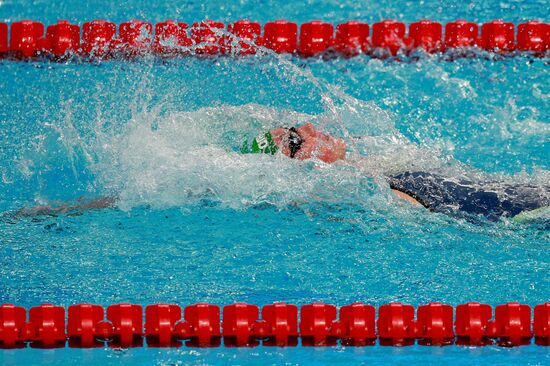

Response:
(270, 123), (347, 163)
(16, 196), (117, 217)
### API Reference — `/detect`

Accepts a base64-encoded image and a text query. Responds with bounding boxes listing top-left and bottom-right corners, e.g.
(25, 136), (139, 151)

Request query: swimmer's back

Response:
(387, 171), (550, 221)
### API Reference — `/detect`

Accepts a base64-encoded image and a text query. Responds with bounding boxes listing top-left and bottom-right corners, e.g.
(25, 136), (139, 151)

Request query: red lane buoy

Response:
(491, 302), (532, 346)
(27, 304), (66, 348)
(300, 302), (337, 346)
(334, 21), (370, 56)
(222, 303), (260, 347)
(225, 20), (261, 55)
(43, 20), (80, 58)
(409, 20), (443, 53)
(9, 20), (44, 58)
(106, 303), (143, 348)
(261, 302), (299, 346)
(2, 301), (550, 348)
(263, 20), (298, 54)
(82, 19), (117, 58)
(444, 20), (479, 49)
(145, 304), (182, 347)
(191, 20), (224, 55)
(0, 22), (8, 55)
(337, 302), (376, 346)
(67, 304), (105, 348)
(455, 302), (493, 346)
(481, 20), (515, 52)
(299, 20), (334, 57)
(184, 303), (221, 347)
(153, 20), (192, 56)
(416, 302), (454, 345)
(371, 20), (406, 56)
(534, 302), (550, 346)
(517, 20), (550, 53)
(117, 20), (153, 57)
(0, 304), (27, 348)
(377, 302), (416, 346)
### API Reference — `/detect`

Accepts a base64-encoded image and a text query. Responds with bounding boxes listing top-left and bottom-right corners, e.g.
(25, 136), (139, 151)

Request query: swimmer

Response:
(17, 122), (549, 221)
(241, 123), (549, 222)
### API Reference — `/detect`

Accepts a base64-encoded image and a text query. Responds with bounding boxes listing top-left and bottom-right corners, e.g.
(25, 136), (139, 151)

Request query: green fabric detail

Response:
(512, 206), (549, 223)
(241, 131), (278, 155)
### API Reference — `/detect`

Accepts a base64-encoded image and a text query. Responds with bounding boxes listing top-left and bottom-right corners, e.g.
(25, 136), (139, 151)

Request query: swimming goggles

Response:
(287, 127), (303, 158)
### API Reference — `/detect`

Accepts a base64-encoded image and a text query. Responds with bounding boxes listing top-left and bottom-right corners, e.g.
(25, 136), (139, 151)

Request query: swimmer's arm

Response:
(392, 189), (422, 206)
(16, 196), (117, 217)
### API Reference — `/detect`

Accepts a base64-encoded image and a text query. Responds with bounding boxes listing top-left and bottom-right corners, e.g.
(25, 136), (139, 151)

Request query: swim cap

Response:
(241, 131), (278, 155)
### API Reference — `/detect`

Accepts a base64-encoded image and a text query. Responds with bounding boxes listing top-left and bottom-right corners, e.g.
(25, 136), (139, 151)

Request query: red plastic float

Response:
(377, 302), (416, 346)
(67, 304), (105, 348)
(1, 302), (549, 348)
(145, 304), (182, 347)
(0, 304), (27, 348)
(517, 21), (550, 52)
(481, 20), (515, 52)
(416, 302), (454, 345)
(2, 19), (549, 60)
(191, 20), (224, 55)
(534, 303), (550, 346)
(153, 21), (191, 56)
(42, 20), (80, 57)
(445, 20), (479, 48)
(337, 302), (376, 346)
(334, 21), (370, 56)
(27, 304), (66, 348)
(9, 20), (44, 57)
(106, 303), (143, 348)
(455, 302), (493, 345)
(444, 20), (479, 48)
(409, 20), (443, 52)
(222, 303), (260, 346)
(299, 20), (334, 57)
(183, 303), (221, 346)
(0, 22), (8, 54)
(261, 302), (299, 346)
(371, 20), (407, 56)
(82, 20), (117, 57)
(300, 302), (337, 346)
(490, 302), (532, 346)
(225, 20), (261, 55)
(263, 20), (298, 53)
(117, 20), (152, 56)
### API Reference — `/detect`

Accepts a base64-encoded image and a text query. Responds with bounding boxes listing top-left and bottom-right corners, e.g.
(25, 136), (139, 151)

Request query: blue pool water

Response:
(1, 0), (549, 365)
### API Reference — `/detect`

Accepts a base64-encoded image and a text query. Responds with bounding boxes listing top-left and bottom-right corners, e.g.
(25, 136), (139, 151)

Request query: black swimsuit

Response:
(388, 172), (549, 221)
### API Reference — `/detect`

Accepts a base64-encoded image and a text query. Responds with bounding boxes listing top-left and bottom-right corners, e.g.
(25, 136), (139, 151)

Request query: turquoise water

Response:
(1, 0), (549, 365)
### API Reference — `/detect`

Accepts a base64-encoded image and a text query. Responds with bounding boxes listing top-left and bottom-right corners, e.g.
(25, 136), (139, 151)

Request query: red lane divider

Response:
(43, 20), (80, 58)
(334, 21), (370, 56)
(81, 20), (116, 58)
(225, 20), (261, 55)
(517, 20), (549, 52)
(1, 301), (549, 348)
(409, 20), (443, 53)
(299, 21), (334, 57)
(444, 20), (479, 48)
(481, 20), (515, 52)
(0, 22), (7, 53)
(263, 20), (298, 54)
(0, 19), (548, 60)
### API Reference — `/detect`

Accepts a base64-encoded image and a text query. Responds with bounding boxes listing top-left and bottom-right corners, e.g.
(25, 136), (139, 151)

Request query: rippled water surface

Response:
(0, 0), (549, 365)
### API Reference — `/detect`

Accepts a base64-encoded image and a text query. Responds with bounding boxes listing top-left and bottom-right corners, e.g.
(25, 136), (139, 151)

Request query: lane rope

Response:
(1, 301), (549, 348)
(0, 19), (549, 61)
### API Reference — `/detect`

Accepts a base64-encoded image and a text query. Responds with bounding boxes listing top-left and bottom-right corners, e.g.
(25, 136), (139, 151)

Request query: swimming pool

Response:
(1, 0), (549, 364)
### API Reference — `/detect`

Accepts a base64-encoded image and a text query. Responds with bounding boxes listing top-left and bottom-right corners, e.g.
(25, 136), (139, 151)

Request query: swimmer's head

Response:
(271, 123), (347, 163)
